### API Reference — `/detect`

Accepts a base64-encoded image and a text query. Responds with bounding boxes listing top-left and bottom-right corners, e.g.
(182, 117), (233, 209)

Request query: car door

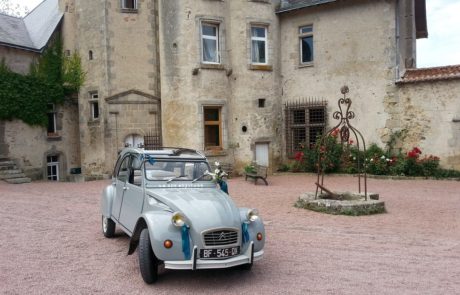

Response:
(118, 154), (145, 233)
(112, 155), (131, 221)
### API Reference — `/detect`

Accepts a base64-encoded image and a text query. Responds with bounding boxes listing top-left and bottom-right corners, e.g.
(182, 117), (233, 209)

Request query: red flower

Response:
(348, 139), (354, 145)
(294, 151), (304, 162)
(413, 147), (422, 154)
(407, 151), (418, 159)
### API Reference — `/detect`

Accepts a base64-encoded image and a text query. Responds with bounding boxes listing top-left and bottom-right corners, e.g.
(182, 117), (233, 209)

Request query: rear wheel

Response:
(102, 216), (115, 238)
(138, 228), (159, 284)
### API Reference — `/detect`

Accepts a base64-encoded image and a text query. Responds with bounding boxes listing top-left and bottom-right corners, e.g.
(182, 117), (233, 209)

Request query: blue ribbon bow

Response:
(242, 222), (250, 244)
(218, 179), (229, 194)
(181, 224), (191, 260)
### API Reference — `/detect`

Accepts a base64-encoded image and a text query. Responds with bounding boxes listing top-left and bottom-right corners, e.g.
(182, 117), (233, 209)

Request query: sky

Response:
(8, 0), (460, 68)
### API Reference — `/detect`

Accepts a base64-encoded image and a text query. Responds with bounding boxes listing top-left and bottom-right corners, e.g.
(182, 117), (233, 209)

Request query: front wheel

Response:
(138, 228), (159, 284)
(102, 215), (115, 238)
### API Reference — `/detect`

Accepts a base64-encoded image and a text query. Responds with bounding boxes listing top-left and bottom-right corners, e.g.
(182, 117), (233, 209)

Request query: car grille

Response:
(203, 229), (238, 246)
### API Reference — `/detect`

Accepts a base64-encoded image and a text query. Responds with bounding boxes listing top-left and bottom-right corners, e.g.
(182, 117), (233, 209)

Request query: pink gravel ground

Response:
(0, 174), (459, 294)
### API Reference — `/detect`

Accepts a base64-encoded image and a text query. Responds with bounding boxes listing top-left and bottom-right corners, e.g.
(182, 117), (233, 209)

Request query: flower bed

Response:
(286, 130), (460, 179)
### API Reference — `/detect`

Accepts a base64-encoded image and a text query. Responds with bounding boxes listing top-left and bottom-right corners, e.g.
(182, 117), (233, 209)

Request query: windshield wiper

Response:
(192, 172), (209, 183)
(166, 175), (186, 183)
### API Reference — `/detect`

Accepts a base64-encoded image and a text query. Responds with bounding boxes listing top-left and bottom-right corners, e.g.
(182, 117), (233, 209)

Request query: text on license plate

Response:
(200, 246), (240, 259)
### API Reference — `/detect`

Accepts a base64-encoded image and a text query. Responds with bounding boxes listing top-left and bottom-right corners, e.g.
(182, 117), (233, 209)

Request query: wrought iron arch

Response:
(315, 86), (368, 200)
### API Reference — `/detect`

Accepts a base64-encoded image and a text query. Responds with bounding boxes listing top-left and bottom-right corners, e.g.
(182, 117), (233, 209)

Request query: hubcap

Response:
(102, 216), (108, 233)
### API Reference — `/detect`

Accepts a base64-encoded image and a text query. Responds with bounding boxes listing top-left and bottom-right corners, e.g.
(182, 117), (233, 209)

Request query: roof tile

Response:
(399, 65), (460, 83)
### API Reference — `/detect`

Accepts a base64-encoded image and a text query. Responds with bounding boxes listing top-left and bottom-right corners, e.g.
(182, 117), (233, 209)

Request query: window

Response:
(47, 104), (57, 135)
(203, 107), (222, 149)
(90, 92), (99, 120)
(116, 156), (131, 183)
(201, 23), (220, 64)
(258, 98), (266, 108)
(89, 50), (93, 60)
(285, 100), (327, 157)
(121, 0), (137, 10)
(299, 25), (313, 64)
(47, 155), (59, 181)
(251, 26), (268, 64)
(145, 160), (212, 181)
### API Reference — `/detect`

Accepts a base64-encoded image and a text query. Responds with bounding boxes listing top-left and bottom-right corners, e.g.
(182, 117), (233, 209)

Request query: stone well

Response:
(295, 191), (385, 216)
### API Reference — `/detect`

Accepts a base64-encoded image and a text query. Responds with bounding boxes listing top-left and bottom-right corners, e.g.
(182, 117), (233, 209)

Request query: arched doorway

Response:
(124, 134), (144, 148)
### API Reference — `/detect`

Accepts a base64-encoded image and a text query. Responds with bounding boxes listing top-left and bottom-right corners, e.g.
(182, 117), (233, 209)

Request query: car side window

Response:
(117, 156), (131, 183)
(129, 155), (142, 187)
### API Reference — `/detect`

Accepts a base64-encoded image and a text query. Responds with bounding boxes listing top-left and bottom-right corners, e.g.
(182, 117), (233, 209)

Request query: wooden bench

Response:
(210, 162), (234, 178)
(245, 164), (268, 185)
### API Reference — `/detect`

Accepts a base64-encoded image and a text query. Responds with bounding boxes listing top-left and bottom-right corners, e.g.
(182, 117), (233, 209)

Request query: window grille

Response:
(284, 99), (327, 157)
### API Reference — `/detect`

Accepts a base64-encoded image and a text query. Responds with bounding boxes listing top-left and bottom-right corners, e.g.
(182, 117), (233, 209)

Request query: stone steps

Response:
(0, 158), (31, 184)
(5, 177), (32, 184)
(0, 161), (16, 170)
(0, 169), (22, 175)
(0, 173), (26, 180)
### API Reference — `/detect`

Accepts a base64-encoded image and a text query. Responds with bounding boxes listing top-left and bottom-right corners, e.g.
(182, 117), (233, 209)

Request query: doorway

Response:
(255, 142), (269, 167)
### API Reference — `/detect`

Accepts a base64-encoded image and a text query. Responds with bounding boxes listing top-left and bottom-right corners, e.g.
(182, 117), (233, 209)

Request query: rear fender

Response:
(101, 184), (115, 217)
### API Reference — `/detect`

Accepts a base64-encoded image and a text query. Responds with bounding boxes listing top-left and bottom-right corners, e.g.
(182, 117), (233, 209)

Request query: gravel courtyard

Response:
(1, 174), (459, 295)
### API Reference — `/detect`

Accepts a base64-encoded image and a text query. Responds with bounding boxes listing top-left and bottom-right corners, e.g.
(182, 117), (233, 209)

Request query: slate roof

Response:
(276, 0), (336, 13)
(398, 65), (460, 84)
(0, 0), (63, 52)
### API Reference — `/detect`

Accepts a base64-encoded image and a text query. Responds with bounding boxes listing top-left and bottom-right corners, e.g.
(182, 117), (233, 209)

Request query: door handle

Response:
(123, 186), (129, 191)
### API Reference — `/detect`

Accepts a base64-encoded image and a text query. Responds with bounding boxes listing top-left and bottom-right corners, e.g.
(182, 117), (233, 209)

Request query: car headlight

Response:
(171, 212), (186, 227)
(246, 209), (259, 222)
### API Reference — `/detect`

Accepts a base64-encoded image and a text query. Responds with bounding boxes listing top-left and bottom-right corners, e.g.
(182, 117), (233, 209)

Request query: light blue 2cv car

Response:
(101, 147), (265, 284)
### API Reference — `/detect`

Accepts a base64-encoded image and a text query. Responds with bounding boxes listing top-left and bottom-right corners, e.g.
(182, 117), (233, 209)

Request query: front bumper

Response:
(164, 242), (263, 270)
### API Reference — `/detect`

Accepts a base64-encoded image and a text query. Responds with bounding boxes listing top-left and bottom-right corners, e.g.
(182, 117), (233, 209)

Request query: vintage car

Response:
(101, 147), (265, 284)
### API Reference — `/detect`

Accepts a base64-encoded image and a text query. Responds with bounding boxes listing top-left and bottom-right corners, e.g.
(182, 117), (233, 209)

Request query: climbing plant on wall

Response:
(0, 36), (85, 126)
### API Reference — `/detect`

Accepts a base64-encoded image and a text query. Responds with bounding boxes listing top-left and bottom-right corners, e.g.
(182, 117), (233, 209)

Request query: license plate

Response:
(200, 246), (240, 259)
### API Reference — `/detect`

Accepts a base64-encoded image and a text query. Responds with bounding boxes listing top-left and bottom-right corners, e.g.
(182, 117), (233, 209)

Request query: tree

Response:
(0, 0), (29, 17)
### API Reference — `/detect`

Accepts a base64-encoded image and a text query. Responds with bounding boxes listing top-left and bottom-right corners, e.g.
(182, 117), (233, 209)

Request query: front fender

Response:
(239, 208), (265, 253)
(128, 211), (185, 261)
(101, 184), (115, 217)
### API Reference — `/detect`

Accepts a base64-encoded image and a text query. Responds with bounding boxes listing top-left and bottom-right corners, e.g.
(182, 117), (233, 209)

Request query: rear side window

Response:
(117, 156), (131, 182)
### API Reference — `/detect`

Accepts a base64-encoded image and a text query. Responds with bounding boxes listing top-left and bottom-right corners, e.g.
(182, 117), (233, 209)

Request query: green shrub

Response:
(244, 164), (256, 174)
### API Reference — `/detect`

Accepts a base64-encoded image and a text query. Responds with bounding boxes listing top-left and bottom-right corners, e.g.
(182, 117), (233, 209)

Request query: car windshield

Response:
(144, 160), (213, 182)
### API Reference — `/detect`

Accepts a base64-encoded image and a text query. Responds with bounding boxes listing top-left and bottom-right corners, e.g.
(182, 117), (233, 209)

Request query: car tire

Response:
(240, 262), (253, 270)
(102, 215), (116, 238)
(138, 228), (159, 284)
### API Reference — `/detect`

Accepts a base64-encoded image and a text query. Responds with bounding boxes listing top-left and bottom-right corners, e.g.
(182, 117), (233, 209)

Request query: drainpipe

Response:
(395, 0), (401, 81)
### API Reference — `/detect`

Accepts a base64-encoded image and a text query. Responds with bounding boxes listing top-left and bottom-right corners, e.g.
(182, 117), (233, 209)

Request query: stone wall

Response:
(63, 0), (161, 177)
(395, 80), (460, 170)
(279, 0), (398, 155)
(159, 0), (282, 172)
(0, 47), (37, 74)
(3, 100), (80, 180)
